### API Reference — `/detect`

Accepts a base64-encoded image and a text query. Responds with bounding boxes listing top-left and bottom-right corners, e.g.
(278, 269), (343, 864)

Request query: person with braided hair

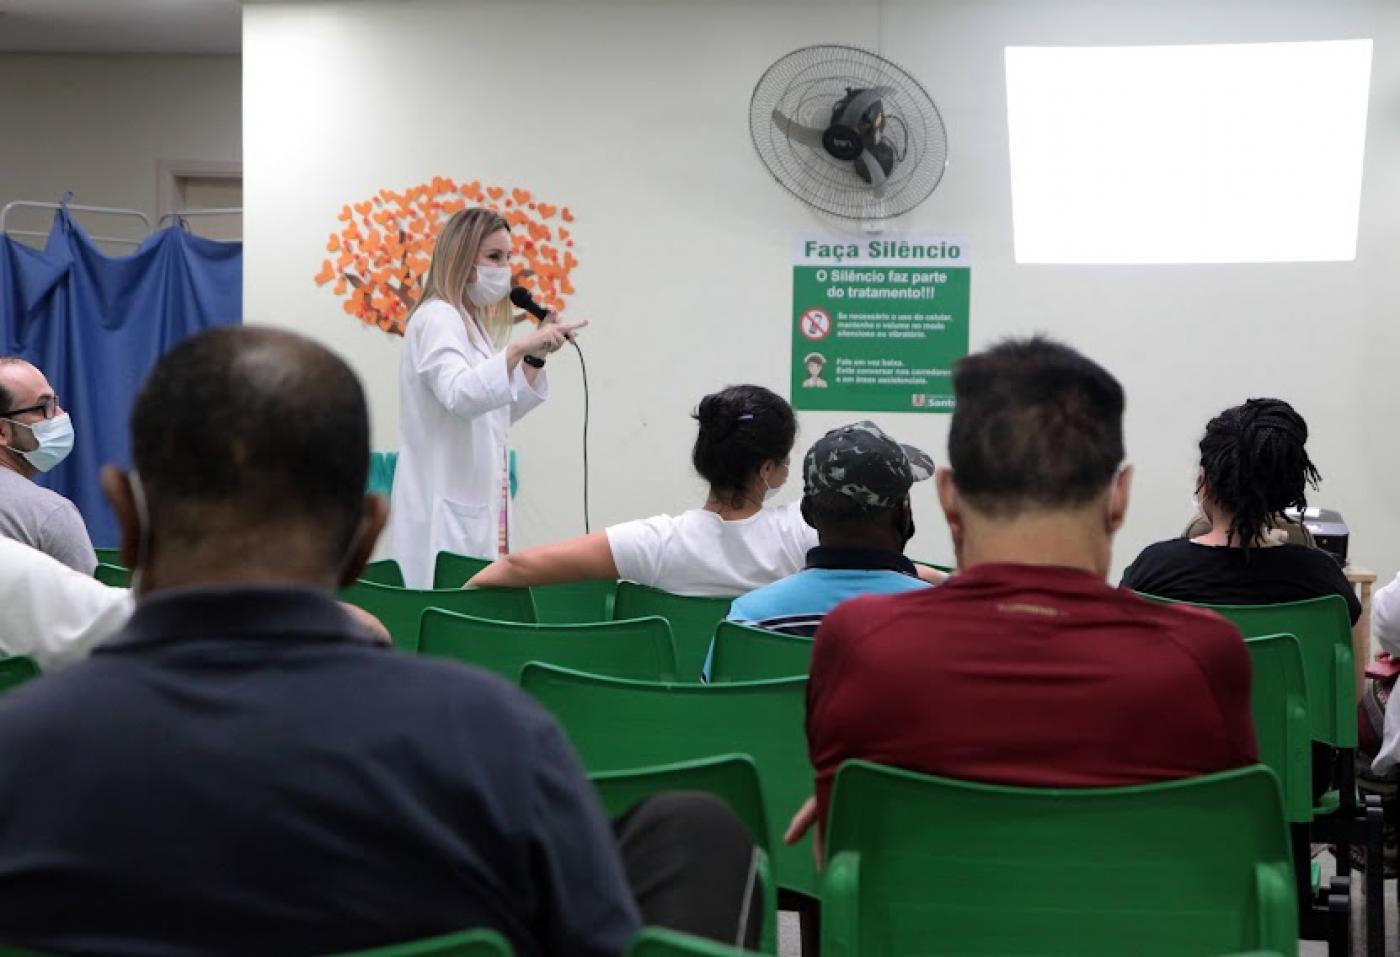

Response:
(469, 384), (819, 596)
(1121, 397), (1359, 622)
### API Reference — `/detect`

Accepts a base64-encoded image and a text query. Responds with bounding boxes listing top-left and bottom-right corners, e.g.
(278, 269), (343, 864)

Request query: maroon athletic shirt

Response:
(807, 562), (1258, 829)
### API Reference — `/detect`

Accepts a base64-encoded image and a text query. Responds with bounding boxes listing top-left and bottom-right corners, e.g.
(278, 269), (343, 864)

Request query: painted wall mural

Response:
(314, 176), (577, 336)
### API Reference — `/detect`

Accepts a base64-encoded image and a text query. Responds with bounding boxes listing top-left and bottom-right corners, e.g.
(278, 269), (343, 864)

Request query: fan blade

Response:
(856, 150), (889, 192)
(839, 86), (896, 127)
(772, 109), (827, 150)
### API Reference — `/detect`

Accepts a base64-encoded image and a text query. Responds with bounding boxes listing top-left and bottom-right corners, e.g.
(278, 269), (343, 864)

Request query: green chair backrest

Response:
(822, 761), (1297, 956)
(0, 656), (41, 694)
(434, 552), (615, 623)
(627, 928), (751, 957)
(360, 559), (406, 588)
(94, 563), (130, 588)
(521, 664), (816, 900)
(1245, 634), (1313, 824)
(1146, 594), (1354, 748)
(612, 582), (732, 681)
(419, 609), (678, 682)
(591, 754), (772, 855)
(93, 547), (123, 567)
(532, 579), (617, 624)
(913, 559), (953, 574)
(328, 928), (512, 956)
(433, 552), (493, 590)
(593, 755), (776, 955)
(339, 581), (536, 653)
(708, 621), (812, 683)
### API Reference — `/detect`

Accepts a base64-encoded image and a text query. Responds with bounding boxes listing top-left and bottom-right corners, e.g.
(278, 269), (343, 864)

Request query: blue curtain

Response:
(0, 208), (241, 547)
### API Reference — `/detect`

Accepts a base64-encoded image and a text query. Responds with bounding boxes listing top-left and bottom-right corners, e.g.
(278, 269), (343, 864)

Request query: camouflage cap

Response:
(803, 420), (935, 509)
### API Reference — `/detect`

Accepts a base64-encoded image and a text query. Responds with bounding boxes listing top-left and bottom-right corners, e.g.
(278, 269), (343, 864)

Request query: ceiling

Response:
(0, 0), (241, 54)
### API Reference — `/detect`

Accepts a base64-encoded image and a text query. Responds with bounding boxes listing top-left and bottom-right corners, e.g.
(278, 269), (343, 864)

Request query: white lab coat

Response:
(1371, 572), (1400, 774)
(387, 299), (547, 588)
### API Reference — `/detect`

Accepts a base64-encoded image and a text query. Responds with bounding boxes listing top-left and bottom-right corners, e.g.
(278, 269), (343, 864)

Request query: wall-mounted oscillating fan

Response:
(749, 45), (948, 222)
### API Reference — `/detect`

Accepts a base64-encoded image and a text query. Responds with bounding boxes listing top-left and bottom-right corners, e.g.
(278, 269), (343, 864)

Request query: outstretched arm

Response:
(467, 531), (618, 589)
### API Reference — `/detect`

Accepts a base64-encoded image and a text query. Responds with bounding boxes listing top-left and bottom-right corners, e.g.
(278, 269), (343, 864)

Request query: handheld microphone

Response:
(509, 286), (551, 321)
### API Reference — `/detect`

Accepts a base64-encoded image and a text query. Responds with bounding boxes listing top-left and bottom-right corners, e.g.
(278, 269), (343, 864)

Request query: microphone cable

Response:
(569, 338), (590, 534)
(511, 285), (590, 534)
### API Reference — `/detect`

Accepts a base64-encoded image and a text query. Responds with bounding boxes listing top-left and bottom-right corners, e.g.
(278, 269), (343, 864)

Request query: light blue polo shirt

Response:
(701, 546), (930, 680)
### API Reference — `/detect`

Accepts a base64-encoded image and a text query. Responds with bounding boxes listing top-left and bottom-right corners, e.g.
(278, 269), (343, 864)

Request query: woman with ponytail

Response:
(1121, 397), (1359, 621)
(468, 384), (818, 595)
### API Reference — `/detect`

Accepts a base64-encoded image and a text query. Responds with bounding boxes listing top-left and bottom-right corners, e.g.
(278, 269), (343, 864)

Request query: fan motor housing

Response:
(821, 124), (865, 161)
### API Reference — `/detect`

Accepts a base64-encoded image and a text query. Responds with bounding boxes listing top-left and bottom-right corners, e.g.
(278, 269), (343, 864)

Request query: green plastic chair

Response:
(1140, 591), (1377, 938)
(432, 552), (494, 590)
(93, 547), (123, 567)
(913, 559), (954, 574)
(521, 664), (816, 901)
(0, 656), (41, 694)
(627, 928), (751, 957)
(820, 761), (1298, 956)
(532, 579), (617, 624)
(593, 755), (777, 954)
(339, 581), (536, 652)
(707, 621), (812, 683)
(328, 928), (511, 956)
(419, 609), (678, 682)
(360, 559), (406, 588)
(1193, 596), (1355, 751)
(94, 563), (130, 588)
(1245, 634), (1313, 825)
(435, 552), (616, 623)
(612, 582), (732, 681)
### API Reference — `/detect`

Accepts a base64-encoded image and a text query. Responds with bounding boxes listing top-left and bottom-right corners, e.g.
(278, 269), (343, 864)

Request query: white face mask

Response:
(466, 265), (511, 307)
(763, 482), (782, 503)
(128, 470), (152, 596)
(4, 412), (74, 472)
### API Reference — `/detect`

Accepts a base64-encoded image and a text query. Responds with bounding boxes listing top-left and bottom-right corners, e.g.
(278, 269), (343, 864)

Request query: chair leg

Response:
(1336, 750), (1358, 878)
(779, 889), (820, 957)
(1363, 795), (1384, 957)
(1328, 877), (1353, 957)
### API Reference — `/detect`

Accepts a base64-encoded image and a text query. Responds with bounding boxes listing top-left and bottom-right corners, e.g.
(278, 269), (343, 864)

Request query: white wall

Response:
(0, 54), (241, 244)
(244, 0), (1399, 584)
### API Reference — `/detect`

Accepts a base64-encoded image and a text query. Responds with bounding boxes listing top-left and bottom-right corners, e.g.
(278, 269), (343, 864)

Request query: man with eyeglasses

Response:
(0, 357), (96, 573)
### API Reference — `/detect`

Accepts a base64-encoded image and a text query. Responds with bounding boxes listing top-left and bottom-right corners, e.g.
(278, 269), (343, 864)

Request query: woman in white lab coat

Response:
(387, 208), (585, 588)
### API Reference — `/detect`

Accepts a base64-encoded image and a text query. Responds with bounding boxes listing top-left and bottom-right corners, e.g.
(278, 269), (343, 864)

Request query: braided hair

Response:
(1198, 398), (1320, 552)
(691, 385), (796, 508)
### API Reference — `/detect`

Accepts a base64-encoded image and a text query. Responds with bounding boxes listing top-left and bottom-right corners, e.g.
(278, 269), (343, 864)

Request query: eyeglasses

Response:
(0, 395), (59, 420)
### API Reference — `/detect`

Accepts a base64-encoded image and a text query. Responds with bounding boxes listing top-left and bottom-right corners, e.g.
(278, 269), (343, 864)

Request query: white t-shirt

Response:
(605, 502), (818, 597)
(0, 537), (133, 671)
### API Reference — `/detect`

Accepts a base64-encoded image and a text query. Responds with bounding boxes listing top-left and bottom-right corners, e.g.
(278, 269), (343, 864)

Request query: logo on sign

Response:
(912, 394), (926, 407)
(799, 308), (831, 341)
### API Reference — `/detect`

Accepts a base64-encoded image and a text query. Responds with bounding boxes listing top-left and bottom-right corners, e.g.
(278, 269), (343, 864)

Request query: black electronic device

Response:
(1284, 506), (1350, 566)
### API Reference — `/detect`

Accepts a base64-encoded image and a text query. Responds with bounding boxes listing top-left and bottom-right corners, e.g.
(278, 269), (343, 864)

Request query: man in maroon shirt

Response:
(786, 337), (1257, 847)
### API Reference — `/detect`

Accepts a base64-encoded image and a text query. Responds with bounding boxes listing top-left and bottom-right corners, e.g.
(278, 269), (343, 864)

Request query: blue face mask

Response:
(4, 412), (74, 472)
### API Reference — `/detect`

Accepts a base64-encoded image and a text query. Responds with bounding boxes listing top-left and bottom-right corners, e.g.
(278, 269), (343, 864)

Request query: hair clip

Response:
(738, 413), (754, 421)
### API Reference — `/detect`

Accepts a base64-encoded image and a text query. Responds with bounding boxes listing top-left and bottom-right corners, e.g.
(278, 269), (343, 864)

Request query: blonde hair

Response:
(407, 208), (513, 348)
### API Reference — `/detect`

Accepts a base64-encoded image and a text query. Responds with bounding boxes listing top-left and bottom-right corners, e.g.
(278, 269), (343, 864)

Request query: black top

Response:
(805, 544), (920, 576)
(1121, 539), (1361, 624)
(0, 586), (638, 957)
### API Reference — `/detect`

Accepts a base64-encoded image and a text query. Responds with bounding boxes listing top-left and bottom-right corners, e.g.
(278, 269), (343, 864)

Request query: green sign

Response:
(791, 234), (970, 412)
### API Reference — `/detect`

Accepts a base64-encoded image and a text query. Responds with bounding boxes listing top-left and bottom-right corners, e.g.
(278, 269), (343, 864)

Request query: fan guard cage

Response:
(749, 44), (948, 221)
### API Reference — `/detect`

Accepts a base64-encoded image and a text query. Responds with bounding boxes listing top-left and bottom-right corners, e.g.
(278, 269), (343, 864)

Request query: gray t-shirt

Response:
(0, 467), (97, 574)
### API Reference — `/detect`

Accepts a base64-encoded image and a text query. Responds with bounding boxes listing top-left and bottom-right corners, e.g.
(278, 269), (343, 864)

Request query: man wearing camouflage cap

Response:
(704, 421), (938, 678)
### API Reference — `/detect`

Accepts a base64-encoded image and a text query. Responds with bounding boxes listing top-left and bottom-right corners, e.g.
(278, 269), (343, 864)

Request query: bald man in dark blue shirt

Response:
(0, 328), (758, 956)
